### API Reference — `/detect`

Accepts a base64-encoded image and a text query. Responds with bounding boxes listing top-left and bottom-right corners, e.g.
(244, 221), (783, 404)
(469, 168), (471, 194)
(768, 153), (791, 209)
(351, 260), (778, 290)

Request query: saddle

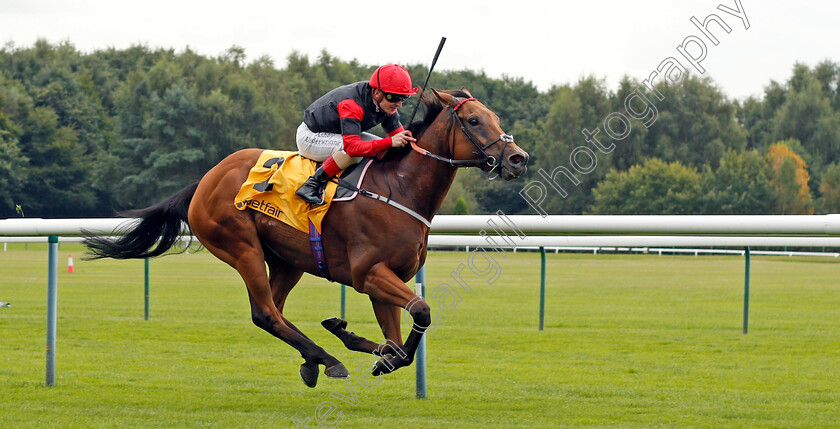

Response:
(234, 150), (373, 234)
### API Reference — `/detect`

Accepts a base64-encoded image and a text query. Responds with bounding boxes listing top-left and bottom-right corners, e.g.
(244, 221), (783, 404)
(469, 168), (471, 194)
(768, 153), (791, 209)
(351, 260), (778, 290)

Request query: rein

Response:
(329, 96), (516, 229)
(409, 97), (515, 171)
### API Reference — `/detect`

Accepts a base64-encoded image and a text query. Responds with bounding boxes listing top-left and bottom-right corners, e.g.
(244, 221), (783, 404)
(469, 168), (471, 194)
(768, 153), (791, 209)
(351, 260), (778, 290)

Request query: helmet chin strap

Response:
(372, 89), (382, 112)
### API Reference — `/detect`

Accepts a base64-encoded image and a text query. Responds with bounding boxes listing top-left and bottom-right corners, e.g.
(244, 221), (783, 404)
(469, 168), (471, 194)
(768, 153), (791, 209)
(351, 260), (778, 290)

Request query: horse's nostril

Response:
(509, 154), (525, 165)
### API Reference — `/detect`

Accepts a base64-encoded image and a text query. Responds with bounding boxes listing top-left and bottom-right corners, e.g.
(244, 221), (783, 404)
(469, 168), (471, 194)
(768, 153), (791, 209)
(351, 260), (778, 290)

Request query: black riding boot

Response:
(296, 166), (330, 205)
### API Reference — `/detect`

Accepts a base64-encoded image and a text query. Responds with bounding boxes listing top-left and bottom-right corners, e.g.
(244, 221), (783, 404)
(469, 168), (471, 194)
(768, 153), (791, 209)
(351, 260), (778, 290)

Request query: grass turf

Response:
(1, 243), (838, 428)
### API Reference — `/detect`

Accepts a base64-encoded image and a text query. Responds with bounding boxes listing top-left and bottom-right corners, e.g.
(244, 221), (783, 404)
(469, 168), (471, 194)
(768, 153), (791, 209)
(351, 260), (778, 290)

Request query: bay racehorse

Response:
(84, 89), (529, 387)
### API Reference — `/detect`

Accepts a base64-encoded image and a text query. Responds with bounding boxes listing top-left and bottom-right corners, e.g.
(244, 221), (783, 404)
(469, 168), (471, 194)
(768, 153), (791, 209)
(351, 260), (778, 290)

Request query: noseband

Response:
(410, 97), (515, 173)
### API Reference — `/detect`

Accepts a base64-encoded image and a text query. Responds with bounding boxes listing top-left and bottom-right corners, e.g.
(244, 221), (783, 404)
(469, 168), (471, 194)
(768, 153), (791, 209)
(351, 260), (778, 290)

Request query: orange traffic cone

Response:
(67, 253), (75, 273)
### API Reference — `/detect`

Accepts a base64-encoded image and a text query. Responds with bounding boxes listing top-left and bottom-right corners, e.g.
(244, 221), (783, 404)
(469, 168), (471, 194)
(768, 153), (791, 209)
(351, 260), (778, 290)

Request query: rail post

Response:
(539, 246), (546, 331)
(144, 258), (150, 320)
(415, 265), (427, 399)
(743, 247), (751, 334)
(45, 235), (58, 386)
(340, 284), (346, 320)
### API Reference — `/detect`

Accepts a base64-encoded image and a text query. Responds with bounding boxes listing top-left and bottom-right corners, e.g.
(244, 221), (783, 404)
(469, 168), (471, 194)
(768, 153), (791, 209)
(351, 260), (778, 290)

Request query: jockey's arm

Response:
(338, 99), (405, 157)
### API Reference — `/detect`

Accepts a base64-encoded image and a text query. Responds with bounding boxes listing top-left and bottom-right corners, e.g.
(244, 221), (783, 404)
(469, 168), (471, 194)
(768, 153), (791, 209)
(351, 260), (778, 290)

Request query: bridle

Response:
(409, 97), (516, 176)
(339, 96), (517, 228)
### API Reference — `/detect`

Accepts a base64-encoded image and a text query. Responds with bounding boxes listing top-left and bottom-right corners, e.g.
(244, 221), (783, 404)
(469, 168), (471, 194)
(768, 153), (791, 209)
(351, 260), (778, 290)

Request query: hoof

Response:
(371, 359), (390, 377)
(371, 354), (397, 377)
(300, 362), (319, 388)
(325, 363), (350, 379)
(371, 353), (412, 377)
(321, 317), (348, 333)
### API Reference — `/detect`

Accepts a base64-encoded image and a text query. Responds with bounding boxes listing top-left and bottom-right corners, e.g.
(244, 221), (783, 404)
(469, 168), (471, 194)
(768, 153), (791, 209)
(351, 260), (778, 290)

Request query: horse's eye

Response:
(468, 117), (480, 126)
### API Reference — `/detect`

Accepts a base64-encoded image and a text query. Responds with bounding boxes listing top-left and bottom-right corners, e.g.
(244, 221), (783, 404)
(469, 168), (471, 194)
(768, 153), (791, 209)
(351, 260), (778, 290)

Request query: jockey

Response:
(295, 64), (417, 205)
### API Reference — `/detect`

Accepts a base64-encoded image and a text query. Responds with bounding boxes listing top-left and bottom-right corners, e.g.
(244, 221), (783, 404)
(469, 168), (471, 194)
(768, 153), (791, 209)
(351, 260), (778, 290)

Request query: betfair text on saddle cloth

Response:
(234, 150), (376, 234)
(234, 151), (335, 234)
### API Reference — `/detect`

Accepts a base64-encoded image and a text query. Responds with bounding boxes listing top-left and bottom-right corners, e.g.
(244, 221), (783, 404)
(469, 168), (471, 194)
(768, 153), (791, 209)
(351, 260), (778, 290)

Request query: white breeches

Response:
(296, 122), (377, 168)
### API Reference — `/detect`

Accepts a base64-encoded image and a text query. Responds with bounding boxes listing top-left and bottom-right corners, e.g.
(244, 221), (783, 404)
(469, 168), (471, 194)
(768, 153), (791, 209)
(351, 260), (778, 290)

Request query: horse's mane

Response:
(378, 89), (472, 163)
(407, 89), (473, 138)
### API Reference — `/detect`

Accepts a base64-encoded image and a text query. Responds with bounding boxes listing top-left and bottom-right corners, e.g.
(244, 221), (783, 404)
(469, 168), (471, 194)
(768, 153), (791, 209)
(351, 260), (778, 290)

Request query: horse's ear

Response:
(459, 87), (473, 97)
(431, 88), (458, 108)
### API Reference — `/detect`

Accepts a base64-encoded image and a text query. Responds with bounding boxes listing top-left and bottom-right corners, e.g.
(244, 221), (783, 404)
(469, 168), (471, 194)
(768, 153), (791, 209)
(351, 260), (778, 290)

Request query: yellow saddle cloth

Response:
(234, 150), (339, 234)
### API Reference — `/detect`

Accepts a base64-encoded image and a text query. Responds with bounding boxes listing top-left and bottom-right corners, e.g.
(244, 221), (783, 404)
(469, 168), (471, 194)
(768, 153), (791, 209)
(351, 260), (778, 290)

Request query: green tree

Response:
(0, 104), (27, 216)
(699, 150), (774, 214)
(771, 73), (840, 168)
(532, 77), (612, 215)
(0, 72), (31, 216)
(16, 106), (98, 216)
(6, 40), (840, 219)
(609, 77), (650, 172)
(453, 197), (470, 215)
(644, 75), (746, 170)
(591, 158), (702, 214)
(437, 174), (481, 214)
(121, 84), (207, 206)
(816, 163), (840, 214)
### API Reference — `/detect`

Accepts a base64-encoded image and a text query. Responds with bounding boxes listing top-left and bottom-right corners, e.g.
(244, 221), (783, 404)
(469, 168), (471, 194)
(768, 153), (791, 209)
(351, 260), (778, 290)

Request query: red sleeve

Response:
(342, 135), (393, 157)
(337, 99), (393, 157)
(337, 99), (364, 124)
(382, 110), (403, 135)
(387, 126), (405, 137)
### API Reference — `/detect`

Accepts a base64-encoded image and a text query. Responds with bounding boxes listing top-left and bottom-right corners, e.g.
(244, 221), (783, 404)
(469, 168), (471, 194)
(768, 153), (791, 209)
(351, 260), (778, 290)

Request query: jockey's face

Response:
(373, 89), (402, 115)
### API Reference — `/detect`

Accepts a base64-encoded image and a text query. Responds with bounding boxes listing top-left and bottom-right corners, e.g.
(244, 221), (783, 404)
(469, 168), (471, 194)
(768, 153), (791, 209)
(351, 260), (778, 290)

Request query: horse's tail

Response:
(84, 182), (200, 260)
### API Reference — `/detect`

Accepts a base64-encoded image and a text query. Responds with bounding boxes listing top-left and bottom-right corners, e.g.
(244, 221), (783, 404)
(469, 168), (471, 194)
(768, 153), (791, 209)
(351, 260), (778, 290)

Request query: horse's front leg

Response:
(352, 262), (431, 376)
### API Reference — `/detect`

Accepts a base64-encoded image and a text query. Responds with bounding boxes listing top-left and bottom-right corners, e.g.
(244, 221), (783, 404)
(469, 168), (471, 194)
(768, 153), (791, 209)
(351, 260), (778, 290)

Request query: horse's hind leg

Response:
(188, 150), (346, 387)
(197, 223), (347, 387)
(239, 252), (349, 387)
(264, 252), (327, 386)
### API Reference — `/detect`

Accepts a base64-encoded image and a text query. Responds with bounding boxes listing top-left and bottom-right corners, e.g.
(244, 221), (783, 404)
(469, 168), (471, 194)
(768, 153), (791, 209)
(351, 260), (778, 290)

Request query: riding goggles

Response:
(383, 92), (410, 103)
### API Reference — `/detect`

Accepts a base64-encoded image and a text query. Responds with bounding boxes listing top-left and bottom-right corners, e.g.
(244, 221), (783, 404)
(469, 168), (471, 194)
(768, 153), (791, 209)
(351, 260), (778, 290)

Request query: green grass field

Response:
(1, 243), (838, 428)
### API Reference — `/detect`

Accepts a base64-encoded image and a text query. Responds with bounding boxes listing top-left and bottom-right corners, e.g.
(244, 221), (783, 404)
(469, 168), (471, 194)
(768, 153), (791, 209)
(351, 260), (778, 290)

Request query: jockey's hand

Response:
(391, 130), (416, 148)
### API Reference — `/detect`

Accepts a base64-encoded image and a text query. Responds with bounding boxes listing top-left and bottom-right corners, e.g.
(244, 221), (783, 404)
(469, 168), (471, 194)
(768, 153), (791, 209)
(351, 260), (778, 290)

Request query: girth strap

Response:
(331, 177), (432, 228)
(308, 220), (333, 281)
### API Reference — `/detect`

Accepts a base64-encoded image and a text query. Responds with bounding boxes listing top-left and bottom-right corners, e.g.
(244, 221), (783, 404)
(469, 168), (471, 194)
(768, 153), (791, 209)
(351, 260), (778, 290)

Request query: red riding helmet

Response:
(369, 64), (418, 95)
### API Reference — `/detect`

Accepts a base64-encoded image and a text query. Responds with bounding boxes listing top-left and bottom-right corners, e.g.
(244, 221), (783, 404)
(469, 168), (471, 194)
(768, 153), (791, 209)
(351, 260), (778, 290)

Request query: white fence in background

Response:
(1, 214), (840, 236)
(7, 236), (839, 258)
(2, 215), (838, 388)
